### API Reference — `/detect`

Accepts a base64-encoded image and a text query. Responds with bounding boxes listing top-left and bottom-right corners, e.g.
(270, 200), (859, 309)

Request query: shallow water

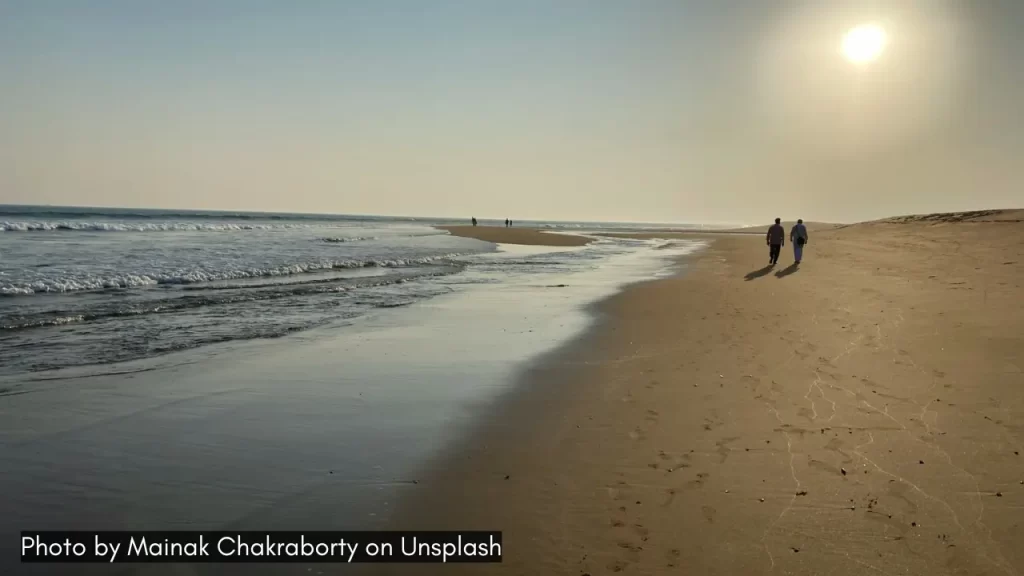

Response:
(0, 205), (706, 575)
(1, 205), (710, 377)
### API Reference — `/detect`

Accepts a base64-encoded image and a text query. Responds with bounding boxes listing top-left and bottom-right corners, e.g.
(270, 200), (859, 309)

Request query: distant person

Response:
(790, 219), (808, 264)
(766, 217), (785, 265)
(505, 218), (509, 227)
(472, 217), (477, 227)
(508, 219), (512, 227)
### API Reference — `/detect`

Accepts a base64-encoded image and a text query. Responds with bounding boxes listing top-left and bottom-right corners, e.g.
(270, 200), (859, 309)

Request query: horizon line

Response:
(0, 202), (754, 228)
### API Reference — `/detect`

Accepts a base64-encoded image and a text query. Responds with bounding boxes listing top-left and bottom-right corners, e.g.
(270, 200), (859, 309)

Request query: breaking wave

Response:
(1, 220), (313, 232)
(0, 253), (468, 296)
(1, 269), (459, 331)
(320, 236), (379, 243)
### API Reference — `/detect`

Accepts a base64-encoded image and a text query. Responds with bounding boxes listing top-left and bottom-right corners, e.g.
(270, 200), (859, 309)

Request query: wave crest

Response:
(1, 220), (311, 232)
(320, 236), (379, 243)
(0, 253), (468, 296)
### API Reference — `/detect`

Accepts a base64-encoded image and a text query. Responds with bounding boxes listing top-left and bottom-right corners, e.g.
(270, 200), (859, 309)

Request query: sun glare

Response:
(842, 24), (886, 64)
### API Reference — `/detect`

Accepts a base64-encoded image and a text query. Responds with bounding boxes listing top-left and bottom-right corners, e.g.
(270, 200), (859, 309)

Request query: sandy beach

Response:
(378, 212), (1024, 575)
(439, 226), (593, 246)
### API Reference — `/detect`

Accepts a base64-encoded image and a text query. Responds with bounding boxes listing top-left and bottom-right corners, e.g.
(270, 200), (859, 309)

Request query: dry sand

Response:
(380, 214), (1023, 576)
(439, 225), (592, 246)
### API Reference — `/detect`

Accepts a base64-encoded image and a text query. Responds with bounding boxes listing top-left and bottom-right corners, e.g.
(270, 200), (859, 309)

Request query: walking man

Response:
(766, 217), (785, 265)
(790, 219), (808, 264)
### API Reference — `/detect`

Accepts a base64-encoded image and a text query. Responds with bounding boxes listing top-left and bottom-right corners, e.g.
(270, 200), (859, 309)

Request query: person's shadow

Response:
(744, 265), (775, 281)
(775, 263), (800, 278)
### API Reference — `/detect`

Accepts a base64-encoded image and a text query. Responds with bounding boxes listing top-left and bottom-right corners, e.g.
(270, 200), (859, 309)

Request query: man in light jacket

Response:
(790, 219), (808, 264)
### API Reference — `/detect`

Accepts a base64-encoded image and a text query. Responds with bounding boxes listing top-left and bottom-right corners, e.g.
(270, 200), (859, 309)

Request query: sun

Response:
(842, 24), (887, 64)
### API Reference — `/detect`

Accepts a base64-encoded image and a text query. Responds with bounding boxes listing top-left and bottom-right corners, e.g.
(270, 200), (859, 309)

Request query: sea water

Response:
(0, 205), (707, 575)
(0, 205), (706, 376)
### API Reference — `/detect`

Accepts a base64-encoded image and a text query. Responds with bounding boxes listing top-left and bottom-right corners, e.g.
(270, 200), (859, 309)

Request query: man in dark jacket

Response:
(766, 217), (785, 265)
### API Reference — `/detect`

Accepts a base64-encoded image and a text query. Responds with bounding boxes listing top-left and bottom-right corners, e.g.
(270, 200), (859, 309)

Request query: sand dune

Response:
(874, 208), (1024, 224)
(380, 211), (1023, 576)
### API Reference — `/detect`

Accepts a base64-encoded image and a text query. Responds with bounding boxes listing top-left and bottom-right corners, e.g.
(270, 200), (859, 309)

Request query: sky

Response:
(1, 0), (1022, 224)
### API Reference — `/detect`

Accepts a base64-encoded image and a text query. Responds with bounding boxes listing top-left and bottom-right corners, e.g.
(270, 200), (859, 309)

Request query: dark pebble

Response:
(504, 475), (510, 480)
(919, 460), (925, 464)
(996, 492), (1002, 497)
(841, 468), (847, 476)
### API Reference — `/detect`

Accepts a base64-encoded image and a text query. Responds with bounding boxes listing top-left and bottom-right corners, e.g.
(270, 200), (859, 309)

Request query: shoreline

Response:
(0, 228), (701, 576)
(378, 219), (1024, 575)
(437, 226), (593, 246)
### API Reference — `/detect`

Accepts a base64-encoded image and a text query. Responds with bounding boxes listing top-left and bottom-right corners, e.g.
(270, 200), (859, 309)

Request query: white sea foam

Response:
(0, 220), (310, 232)
(320, 236), (379, 243)
(0, 253), (468, 295)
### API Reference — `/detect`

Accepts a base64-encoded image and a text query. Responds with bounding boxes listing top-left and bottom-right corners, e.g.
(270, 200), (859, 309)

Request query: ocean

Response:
(0, 205), (707, 575)
(1, 204), (706, 377)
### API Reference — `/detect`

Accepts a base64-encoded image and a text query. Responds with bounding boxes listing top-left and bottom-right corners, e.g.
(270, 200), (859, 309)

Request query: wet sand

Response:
(439, 226), (592, 246)
(384, 213), (1024, 575)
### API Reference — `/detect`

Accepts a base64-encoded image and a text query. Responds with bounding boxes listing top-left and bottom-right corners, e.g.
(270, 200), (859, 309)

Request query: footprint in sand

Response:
(662, 488), (677, 507)
(686, 472), (710, 490)
(616, 540), (641, 553)
(702, 505), (717, 523)
(629, 428), (645, 441)
(608, 559), (628, 572)
(715, 436), (740, 463)
(666, 548), (681, 568)
(808, 458), (840, 475)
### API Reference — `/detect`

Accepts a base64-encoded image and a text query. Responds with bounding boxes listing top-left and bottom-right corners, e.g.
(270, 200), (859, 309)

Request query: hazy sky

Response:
(2, 0), (1022, 224)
